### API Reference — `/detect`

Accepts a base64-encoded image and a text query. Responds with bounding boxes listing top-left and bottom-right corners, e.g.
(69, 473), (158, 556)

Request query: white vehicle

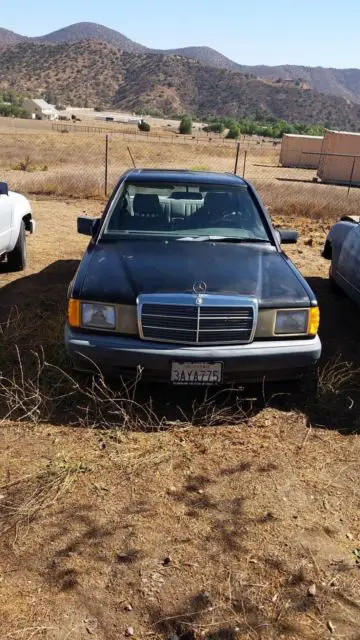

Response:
(0, 182), (35, 272)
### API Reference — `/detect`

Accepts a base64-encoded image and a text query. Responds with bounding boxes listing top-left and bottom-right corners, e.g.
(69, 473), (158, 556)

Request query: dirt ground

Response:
(0, 199), (360, 640)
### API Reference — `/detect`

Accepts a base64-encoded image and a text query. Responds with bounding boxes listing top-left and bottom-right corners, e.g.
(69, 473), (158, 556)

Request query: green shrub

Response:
(208, 122), (225, 134)
(138, 120), (151, 132)
(179, 115), (192, 134)
(226, 124), (240, 139)
(0, 103), (29, 119)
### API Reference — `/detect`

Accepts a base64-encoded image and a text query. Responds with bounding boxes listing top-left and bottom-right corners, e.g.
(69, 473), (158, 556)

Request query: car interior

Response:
(106, 185), (266, 236)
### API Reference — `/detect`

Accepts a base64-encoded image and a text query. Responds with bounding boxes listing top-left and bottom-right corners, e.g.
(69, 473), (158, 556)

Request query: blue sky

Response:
(2, 0), (356, 68)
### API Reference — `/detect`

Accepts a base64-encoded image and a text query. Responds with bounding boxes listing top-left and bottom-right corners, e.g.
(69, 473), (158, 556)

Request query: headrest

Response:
(133, 194), (164, 217)
(204, 191), (231, 210)
(171, 191), (203, 200)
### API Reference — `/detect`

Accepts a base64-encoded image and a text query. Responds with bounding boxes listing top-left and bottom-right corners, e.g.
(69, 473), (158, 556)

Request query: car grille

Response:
(138, 295), (257, 345)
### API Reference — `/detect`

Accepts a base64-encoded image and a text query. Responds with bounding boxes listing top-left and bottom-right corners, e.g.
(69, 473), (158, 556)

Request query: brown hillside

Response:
(36, 21), (147, 53)
(1, 41), (360, 128)
(0, 27), (27, 47)
(2, 22), (360, 103)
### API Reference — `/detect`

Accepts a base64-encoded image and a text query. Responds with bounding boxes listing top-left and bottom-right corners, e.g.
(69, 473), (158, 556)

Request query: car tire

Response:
(6, 221), (27, 272)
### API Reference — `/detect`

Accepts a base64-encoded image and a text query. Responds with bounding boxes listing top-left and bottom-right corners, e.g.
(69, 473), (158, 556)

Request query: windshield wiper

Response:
(176, 235), (270, 243)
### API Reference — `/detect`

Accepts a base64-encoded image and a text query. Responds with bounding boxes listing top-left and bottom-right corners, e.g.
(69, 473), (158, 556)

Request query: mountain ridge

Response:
(1, 22), (360, 102)
(1, 40), (360, 131)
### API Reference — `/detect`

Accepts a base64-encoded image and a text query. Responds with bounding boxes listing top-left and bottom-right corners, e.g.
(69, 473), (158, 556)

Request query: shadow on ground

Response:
(0, 260), (359, 432)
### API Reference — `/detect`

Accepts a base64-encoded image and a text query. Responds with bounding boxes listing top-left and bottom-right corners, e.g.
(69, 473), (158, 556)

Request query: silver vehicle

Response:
(322, 214), (360, 304)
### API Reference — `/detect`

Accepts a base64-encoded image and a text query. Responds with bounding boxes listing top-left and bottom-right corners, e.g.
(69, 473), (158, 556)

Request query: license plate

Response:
(171, 361), (223, 385)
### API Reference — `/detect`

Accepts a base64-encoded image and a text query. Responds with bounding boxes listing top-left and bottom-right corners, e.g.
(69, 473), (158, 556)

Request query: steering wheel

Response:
(206, 210), (237, 226)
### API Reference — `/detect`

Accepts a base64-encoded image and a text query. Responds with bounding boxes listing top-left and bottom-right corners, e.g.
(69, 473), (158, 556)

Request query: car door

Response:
(337, 223), (360, 305)
(0, 193), (13, 255)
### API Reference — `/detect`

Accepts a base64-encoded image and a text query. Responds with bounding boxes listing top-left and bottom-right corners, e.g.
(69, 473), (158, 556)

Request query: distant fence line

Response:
(3, 129), (360, 220)
(50, 121), (282, 148)
(52, 121), (236, 144)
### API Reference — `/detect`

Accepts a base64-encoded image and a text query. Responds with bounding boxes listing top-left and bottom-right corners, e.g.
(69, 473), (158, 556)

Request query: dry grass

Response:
(1, 128), (360, 221)
(0, 198), (360, 638)
(0, 457), (90, 538)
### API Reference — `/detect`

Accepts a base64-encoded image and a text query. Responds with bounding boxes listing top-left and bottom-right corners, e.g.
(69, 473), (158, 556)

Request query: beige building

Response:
(22, 98), (59, 120)
(280, 134), (323, 169)
(317, 129), (360, 185)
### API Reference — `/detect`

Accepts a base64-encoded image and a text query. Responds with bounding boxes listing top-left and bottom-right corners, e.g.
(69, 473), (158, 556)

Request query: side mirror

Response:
(77, 217), (100, 237)
(0, 182), (9, 196)
(277, 229), (298, 244)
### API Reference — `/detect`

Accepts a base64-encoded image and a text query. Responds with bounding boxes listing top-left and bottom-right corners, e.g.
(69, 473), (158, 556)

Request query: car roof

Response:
(124, 168), (248, 187)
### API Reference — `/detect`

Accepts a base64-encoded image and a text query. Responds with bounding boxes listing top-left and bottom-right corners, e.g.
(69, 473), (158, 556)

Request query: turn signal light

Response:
(68, 298), (80, 327)
(308, 306), (320, 336)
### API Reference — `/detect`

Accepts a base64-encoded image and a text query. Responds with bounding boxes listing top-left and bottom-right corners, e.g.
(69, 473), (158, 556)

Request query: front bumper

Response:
(65, 326), (322, 384)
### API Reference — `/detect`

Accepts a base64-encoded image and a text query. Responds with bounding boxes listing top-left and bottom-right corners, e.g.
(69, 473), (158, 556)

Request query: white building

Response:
(23, 98), (59, 121)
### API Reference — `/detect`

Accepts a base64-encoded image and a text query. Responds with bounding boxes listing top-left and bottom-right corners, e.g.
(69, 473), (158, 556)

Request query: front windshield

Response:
(102, 181), (271, 242)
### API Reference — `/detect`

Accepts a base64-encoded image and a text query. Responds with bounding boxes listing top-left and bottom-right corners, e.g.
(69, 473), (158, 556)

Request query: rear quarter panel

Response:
(336, 223), (360, 304)
(326, 222), (354, 271)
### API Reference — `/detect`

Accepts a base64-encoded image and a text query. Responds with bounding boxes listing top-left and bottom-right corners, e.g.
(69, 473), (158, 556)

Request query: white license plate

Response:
(171, 362), (223, 385)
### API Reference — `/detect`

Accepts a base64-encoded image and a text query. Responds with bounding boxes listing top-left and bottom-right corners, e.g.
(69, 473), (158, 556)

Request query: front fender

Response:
(8, 191), (33, 250)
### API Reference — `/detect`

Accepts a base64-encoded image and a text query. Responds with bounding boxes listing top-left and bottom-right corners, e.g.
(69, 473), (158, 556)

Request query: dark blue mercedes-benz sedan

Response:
(65, 169), (321, 385)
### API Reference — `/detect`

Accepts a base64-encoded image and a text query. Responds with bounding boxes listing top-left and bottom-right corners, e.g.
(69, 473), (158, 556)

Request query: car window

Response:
(102, 181), (270, 241)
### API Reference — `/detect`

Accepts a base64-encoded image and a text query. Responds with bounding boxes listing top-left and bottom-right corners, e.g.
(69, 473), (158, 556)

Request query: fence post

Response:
(234, 142), (240, 174)
(104, 134), (109, 197)
(127, 146), (136, 168)
(242, 150), (248, 178)
(348, 156), (356, 197)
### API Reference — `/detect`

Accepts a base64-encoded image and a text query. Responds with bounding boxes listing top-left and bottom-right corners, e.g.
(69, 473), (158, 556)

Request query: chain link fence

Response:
(1, 128), (360, 219)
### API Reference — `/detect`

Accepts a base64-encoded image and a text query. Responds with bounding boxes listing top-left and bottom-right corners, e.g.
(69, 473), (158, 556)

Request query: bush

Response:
(179, 115), (192, 135)
(12, 155), (34, 172)
(0, 103), (29, 119)
(226, 124), (240, 139)
(208, 122), (225, 134)
(138, 120), (151, 132)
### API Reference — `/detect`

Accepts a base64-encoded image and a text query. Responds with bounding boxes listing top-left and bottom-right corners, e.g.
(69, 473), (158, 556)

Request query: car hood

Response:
(78, 240), (311, 307)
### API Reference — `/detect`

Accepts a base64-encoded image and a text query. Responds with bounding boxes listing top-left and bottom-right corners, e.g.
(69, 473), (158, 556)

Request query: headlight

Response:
(275, 309), (309, 335)
(82, 303), (116, 329)
(68, 300), (137, 333)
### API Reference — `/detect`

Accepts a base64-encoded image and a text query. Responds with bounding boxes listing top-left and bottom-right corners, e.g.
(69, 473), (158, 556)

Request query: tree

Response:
(138, 119), (150, 132)
(208, 122), (225, 134)
(0, 103), (29, 119)
(226, 124), (240, 139)
(179, 115), (192, 135)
